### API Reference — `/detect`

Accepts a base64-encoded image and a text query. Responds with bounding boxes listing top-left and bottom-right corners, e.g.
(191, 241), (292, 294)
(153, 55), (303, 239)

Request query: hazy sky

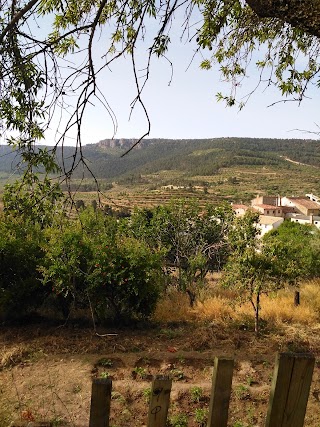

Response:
(42, 16), (320, 146)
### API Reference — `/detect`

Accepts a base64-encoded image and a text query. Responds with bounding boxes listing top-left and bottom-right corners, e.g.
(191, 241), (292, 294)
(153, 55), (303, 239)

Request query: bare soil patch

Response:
(1, 321), (320, 426)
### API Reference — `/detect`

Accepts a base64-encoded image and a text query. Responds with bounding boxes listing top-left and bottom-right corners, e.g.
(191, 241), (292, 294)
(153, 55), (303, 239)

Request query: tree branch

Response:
(0, 0), (40, 44)
(246, 0), (320, 38)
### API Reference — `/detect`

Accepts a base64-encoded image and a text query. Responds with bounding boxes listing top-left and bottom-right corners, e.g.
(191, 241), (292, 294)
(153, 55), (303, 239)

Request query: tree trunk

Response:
(254, 293), (260, 336)
(186, 289), (196, 308)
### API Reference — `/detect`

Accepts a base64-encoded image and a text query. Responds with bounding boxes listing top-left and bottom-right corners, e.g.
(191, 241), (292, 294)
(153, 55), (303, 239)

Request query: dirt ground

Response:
(1, 320), (320, 427)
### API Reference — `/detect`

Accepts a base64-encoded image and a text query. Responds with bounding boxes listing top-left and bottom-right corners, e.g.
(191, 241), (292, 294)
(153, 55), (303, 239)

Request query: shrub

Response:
(89, 237), (163, 324)
(40, 224), (93, 318)
(0, 217), (46, 320)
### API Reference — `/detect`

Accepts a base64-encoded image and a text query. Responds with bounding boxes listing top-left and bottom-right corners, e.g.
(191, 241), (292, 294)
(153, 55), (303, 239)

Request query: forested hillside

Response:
(1, 138), (319, 181)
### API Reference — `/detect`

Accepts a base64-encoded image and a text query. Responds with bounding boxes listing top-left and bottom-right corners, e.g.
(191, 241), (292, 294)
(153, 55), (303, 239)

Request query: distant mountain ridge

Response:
(91, 138), (203, 150)
(0, 138), (320, 182)
(94, 138), (143, 150)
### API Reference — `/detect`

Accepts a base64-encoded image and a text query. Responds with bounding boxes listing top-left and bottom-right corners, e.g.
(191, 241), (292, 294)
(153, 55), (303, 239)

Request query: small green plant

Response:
(177, 355), (185, 365)
(100, 371), (110, 378)
(142, 387), (152, 402)
(170, 369), (184, 380)
(234, 384), (250, 400)
(98, 358), (113, 367)
(246, 376), (254, 386)
(190, 386), (203, 403)
(133, 366), (147, 379)
(111, 391), (126, 403)
(72, 384), (82, 394)
(233, 422), (245, 427)
(51, 417), (65, 427)
(246, 405), (256, 425)
(169, 413), (188, 427)
(262, 360), (270, 368)
(194, 408), (208, 426)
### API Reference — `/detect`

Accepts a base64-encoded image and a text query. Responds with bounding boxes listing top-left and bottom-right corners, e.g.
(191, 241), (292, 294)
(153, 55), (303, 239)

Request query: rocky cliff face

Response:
(96, 138), (152, 150)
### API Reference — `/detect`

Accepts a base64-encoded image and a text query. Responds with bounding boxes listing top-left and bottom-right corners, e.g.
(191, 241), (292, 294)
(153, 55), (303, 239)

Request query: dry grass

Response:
(259, 294), (318, 326)
(0, 345), (31, 370)
(194, 296), (234, 323)
(301, 280), (320, 315)
(153, 292), (198, 323)
(154, 281), (320, 329)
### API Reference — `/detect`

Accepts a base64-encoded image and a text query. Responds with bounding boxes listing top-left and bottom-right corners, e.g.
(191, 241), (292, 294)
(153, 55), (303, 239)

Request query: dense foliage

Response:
(0, 218), (46, 320)
(125, 199), (232, 305)
(1, 196), (320, 330)
(223, 213), (320, 334)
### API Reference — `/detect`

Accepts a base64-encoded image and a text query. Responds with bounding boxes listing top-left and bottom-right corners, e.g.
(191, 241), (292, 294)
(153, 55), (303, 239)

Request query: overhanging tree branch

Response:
(246, 0), (320, 38)
(0, 0), (40, 43)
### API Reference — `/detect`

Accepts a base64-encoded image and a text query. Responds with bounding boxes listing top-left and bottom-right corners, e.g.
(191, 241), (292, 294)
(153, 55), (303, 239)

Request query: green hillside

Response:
(79, 137), (320, 179)
(1, 138), (320, 202)
(1, 138), (320, 178)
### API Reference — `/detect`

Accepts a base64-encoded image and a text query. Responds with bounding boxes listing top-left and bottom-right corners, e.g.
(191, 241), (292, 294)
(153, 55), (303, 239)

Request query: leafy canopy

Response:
(222, 211), (312, 334)
(1, 0), (320, 177)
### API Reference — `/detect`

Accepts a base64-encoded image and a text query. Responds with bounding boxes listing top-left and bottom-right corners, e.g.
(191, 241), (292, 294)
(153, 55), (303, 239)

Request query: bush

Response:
(0, 218), (46, 320)
(89, 237), (163, 324)
(40, 224), (93, 318)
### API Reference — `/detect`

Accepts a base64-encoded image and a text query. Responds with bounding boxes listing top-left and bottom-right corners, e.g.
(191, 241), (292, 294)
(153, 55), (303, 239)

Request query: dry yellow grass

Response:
(259, 294), (318, 326)
(0, 345), (31, 370)
(154, 281), (320, 328)
(194, 296), (234, 322)
(153, 292), (198, 323)
(301, 280), (320, 314)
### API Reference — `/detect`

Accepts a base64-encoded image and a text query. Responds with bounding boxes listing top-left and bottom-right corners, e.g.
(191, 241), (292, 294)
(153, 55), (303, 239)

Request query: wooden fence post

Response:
(147, 376), (172, 427)
(207, 357), (234, 427)
(265, 352), (315, 427)
(89, 378), (112, 427)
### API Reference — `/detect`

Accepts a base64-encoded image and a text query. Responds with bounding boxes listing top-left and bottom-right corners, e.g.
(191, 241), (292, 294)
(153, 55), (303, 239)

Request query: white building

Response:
(257, 215), (284, 238)
(288, 214), (320, 229)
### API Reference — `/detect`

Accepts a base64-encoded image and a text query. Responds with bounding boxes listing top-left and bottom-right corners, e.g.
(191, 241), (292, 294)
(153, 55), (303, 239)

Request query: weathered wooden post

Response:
(294, 290), (300, 306)
(207, 357), (234, 427)
(89, 378), (112, 427)
(147, 376), (172, 427)
(265, 352), (315, 427)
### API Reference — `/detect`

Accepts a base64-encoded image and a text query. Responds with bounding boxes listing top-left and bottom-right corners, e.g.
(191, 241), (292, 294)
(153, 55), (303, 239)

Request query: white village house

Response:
(231, 193), (320, 237)
(257, 215), (284, 238)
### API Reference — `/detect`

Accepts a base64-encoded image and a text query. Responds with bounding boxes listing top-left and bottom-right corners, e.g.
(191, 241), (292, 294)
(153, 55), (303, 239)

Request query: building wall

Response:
(257, 217), (284, 238)
(280, 197), (296, 208)
(263, 207), (283, 217)
(293, 203), (320, 216)
(251, 195), (278, 206)
(290, 216), (320, 229)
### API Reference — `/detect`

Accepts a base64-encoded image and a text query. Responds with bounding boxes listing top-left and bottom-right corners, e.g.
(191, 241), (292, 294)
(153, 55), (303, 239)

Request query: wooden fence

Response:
(12, 352), (315, 427)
